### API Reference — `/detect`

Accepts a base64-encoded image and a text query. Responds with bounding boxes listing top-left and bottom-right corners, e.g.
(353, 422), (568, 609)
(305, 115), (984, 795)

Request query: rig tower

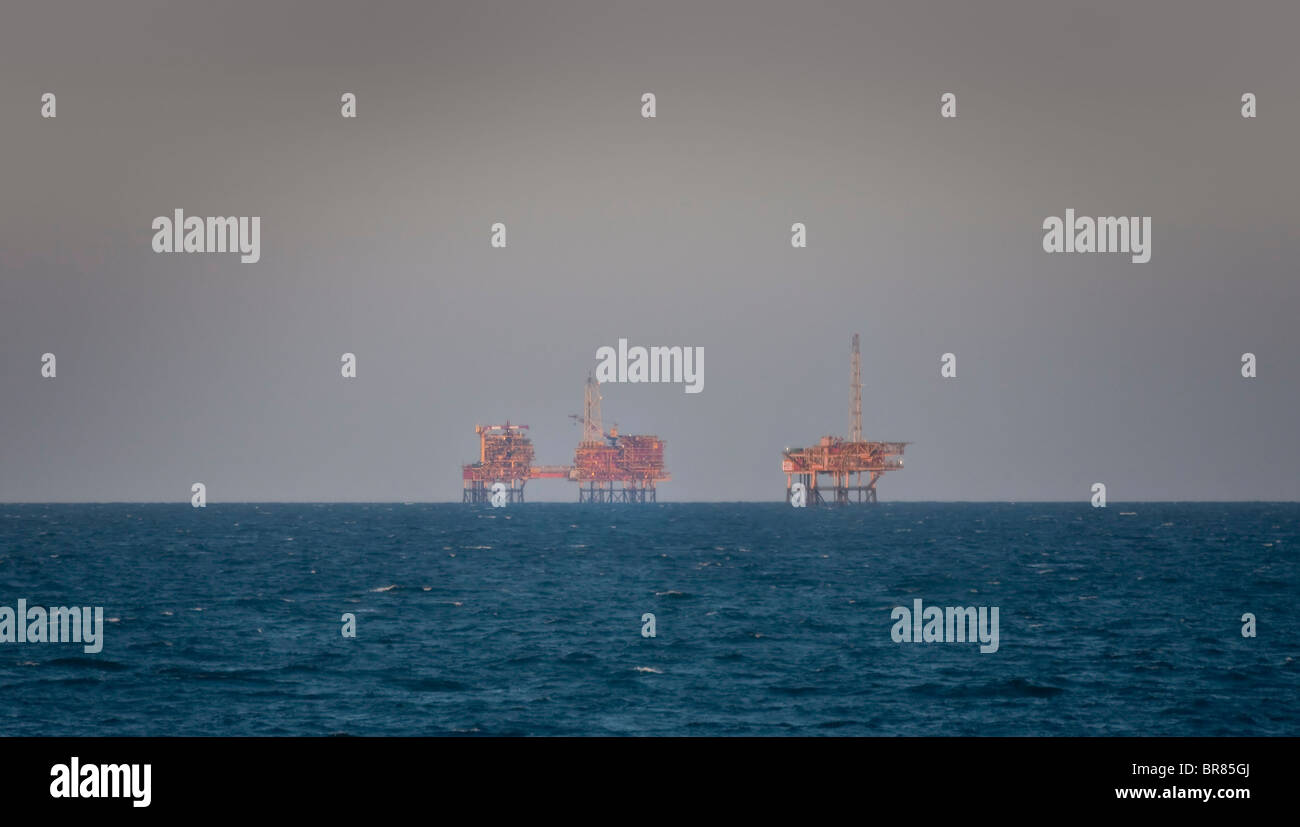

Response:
(850, 333), (863, 442)
(782, 334), (909, 505)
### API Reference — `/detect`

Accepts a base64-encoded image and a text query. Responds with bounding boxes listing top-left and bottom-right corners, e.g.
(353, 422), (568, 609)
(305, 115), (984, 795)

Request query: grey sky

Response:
(2, 0), (1297, 502)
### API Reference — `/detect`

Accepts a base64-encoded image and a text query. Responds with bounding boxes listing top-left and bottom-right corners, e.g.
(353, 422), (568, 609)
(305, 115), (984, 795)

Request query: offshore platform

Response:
(461, 376), (669, 503)
(782, 334), (909, 504)
(570, 374), (669, 502)
(460, 423), (571, 504)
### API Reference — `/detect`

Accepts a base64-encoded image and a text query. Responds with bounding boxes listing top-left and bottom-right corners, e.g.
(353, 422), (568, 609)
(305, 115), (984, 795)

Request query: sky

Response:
(1, 0), (1297, 502)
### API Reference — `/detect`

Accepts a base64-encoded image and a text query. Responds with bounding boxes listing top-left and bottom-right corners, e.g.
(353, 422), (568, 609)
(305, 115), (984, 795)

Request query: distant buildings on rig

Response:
(461, 334), (909, 505)
(461, 375), (668, 504)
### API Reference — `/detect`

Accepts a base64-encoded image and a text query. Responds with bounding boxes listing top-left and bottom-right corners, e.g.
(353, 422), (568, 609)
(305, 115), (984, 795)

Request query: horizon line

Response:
(3, 500), (1298, 506)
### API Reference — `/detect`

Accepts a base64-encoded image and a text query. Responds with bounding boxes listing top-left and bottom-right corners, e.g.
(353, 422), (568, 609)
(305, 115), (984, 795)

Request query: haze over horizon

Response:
(3, 0), (1297, 503)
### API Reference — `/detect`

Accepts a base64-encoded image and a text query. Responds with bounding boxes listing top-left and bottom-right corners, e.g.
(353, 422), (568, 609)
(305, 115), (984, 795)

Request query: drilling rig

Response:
(461, 375), (669, 503)
(571, 374), (669, 502)
(781, 334), (909, 504)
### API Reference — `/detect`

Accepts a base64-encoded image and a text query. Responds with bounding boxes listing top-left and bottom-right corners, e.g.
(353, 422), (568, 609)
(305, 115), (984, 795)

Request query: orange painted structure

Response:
(462, 423), (536, 503)
(571, 375), (669, 502)
(461, 377), (669, 503)
(782, 334), (910, 504)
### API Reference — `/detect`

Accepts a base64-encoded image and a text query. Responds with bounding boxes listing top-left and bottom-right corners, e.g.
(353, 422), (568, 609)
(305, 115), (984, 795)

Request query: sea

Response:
(1, 502), (1296, 736)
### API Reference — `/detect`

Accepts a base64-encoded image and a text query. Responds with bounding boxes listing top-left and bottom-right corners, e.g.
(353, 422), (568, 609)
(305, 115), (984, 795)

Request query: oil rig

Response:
(461, 376), (669, 503)
(782, 334), (909, 504)
(571, 374), (669, 502)
(460, 423), (573, 504)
